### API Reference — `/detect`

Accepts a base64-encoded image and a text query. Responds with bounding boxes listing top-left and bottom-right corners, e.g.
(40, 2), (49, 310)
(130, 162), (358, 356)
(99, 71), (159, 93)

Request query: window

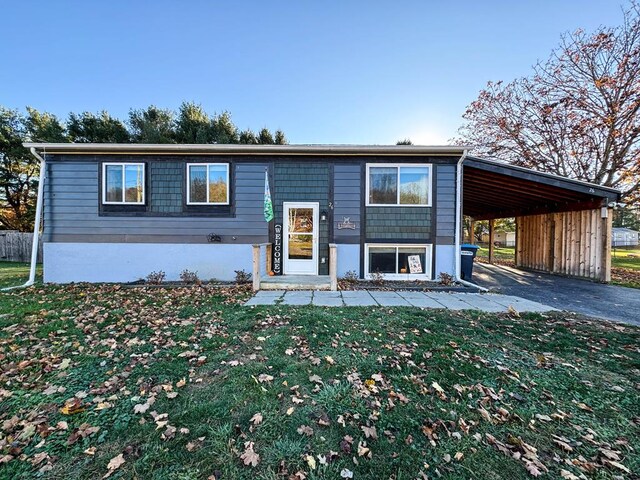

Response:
(187, 163), (229, 205)
(365, 244), (432, 279)
(366, 164), (431, 206)
(102, 163), (145, 204)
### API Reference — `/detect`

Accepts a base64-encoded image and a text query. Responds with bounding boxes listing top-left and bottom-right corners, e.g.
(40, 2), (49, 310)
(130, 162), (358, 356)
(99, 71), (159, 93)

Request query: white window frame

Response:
(186, 163), (230, 205)
(364, 243), (433, 280)
(102, 162), (145, 205)
(365, 163), (432, 207)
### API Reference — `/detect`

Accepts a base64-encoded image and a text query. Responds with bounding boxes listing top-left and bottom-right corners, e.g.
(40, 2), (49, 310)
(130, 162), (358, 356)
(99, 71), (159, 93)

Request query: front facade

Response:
(36, 144), (464, 283)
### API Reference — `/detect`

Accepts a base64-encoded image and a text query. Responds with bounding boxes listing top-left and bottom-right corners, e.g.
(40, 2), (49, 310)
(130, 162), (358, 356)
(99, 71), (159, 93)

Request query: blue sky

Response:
(0, 1), (626, 144)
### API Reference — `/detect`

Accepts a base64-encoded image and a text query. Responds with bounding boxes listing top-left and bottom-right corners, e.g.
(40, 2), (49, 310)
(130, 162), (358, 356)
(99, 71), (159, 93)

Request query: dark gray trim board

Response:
(44, 234), (269, 244)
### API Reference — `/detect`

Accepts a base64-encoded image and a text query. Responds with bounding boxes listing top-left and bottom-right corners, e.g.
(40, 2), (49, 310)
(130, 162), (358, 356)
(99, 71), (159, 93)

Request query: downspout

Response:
(454, 150), (488, 292)
(1, 147), (46, 290)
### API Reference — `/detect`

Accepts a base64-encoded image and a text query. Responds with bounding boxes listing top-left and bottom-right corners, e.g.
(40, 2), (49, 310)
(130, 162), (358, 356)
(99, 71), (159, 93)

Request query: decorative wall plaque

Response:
(337, 217), (356, 230)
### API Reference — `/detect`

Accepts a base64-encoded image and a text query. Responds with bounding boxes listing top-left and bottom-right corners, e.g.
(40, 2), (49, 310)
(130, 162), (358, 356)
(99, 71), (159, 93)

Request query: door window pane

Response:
(368, 247), (396, 273)
(288, 234), (313, 259)
(189, 165), (207, 203)
(288, 208), (313, 233)
(124, 164), (144, 203)
(398, 247), (426, 274)
(399, 167), (429, 205)
(369, 167), (397, 204)
(208, 164), (228, 203)
(105, 165), (123, 202)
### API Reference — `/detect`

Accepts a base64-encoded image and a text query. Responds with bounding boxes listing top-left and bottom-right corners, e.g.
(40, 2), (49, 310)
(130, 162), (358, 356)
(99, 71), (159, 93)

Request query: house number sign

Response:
(273, 224), (283, 275)
(337, 217), (356, 230)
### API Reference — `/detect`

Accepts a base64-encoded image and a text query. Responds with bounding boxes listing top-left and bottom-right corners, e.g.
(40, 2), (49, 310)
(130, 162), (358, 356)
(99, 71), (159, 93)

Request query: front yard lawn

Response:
(1, 284), (638, 479)
(0, 261), (42, 289)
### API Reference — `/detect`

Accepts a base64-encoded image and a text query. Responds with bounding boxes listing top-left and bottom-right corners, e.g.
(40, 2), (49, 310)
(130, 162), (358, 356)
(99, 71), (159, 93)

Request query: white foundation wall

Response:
(336, 244), (360, 278)
(44, 243), (254, 283)
(434, 245), (456, 278)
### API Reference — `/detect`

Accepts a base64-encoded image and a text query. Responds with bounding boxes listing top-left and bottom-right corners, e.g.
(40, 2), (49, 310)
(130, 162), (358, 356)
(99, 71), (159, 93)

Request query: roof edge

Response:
(23, 142), (470, 156)
(464, 155), (621, 198)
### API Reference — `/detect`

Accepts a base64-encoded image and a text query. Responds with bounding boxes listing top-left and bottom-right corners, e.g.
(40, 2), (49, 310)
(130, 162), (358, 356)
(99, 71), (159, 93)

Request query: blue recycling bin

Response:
(460, 244), (480, 280)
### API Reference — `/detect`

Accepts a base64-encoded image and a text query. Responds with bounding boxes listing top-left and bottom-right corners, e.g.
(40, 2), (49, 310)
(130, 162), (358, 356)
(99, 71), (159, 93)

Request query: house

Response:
(494, 231), (516, 247)
(612, 227), (640, 247)
(23, 143), (621, 288)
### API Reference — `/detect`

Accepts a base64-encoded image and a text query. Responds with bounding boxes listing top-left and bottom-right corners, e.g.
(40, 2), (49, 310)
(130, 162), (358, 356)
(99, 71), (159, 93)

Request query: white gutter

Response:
(454, 150), (488, 292)
(2, 147), (46, 291)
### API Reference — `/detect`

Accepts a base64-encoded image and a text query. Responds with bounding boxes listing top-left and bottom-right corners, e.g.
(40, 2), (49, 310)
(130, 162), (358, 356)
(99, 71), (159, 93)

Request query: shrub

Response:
(371, 269), (384, 286)
(146, 270), (166, 284)
(340, 270), (359, 284)
(179, 269), (201, 284)
(439, 272), (454, 286)
(234, 269), (252, 284)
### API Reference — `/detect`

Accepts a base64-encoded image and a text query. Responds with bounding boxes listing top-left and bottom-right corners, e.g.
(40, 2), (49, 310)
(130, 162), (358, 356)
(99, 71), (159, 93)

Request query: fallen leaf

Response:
(250, 413), (263, 425)
(240, 441), (260, 467)
(60, 398), (85, 415)
(361, 425), (377, 439)
(305, 454), (316, 470)
(103, 453), (125, 478)
(297, 425), (314, 436)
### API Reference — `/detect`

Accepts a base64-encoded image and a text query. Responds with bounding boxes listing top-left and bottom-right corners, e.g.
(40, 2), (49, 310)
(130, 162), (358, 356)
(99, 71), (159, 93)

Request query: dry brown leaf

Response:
(250, 413), (263, 425)
(361, 425), (377, 439)
(103, 453), (125, 478)
(240, 441), (260, 467)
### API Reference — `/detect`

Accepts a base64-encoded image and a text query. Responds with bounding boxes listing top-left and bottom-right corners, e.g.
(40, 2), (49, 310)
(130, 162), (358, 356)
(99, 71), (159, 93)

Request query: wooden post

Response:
(329, 243), (338, 291)
(488, 219), (495, 264)
(514, 217), (520, 266)
(468, 219), (475, 243)
(266, 243), (273, 274)
(252, 244), (261, 291)
(601, 207), (613, 282)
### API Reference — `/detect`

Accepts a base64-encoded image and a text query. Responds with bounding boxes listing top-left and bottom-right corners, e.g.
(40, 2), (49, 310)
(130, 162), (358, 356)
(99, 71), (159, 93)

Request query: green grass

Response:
(611, 248), (640, 270)
(0, 261), (42, 289)
(0, 284), (638, 479)
(476, 245), (515, 263)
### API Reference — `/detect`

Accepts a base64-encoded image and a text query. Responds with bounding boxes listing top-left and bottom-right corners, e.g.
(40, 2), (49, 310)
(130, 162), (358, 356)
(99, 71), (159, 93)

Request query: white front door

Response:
(283, 202), (319, 275)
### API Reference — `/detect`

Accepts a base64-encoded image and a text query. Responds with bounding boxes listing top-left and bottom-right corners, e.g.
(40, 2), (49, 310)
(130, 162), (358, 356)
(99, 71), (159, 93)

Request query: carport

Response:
(462, 157), (621, 282)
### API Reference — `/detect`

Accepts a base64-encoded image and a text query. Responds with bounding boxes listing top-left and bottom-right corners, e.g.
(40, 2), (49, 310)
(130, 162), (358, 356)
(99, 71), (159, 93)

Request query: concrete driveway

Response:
(473, 263), (640, 325)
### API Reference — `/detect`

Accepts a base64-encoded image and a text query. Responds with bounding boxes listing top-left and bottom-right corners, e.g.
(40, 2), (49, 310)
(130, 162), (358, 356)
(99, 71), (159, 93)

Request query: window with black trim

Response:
(102, 163), (145, 204)
(186, 163), (230, 205)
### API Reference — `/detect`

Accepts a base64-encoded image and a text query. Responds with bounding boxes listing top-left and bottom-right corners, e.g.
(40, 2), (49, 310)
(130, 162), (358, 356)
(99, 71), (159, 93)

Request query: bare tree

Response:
(458, 2), (640, 203)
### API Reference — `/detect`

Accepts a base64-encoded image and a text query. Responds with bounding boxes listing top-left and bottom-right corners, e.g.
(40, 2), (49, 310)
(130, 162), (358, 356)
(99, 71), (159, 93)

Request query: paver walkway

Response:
(245, 289), (556, 313)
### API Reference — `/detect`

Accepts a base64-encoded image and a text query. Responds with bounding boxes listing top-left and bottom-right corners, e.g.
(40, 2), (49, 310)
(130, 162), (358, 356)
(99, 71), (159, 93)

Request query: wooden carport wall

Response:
(462, 158), (620, 282)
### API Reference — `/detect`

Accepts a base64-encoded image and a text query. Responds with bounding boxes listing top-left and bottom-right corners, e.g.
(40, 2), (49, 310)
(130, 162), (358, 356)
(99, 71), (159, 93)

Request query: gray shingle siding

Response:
(365, 207), (432, 240)
(274, 163), (330, 275)
(150, 162), (183, 213)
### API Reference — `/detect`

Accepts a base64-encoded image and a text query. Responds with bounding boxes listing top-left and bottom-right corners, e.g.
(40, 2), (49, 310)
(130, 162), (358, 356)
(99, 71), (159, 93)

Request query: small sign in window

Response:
(408, 255), (422, 274)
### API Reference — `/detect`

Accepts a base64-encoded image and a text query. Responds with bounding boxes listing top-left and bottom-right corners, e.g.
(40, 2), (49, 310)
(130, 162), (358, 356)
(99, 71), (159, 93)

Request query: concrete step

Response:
(260, 275), (332, 290)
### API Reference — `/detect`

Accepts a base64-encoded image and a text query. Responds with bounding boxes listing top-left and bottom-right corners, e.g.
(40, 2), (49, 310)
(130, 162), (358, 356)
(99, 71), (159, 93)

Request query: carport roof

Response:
(463, 156), (621, 220)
